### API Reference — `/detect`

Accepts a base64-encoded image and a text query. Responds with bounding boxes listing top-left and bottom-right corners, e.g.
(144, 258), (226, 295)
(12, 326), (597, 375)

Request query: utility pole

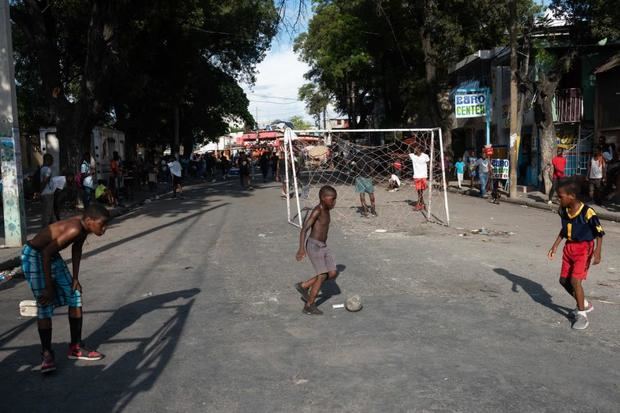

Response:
(508, 0), (520, 198)
(0, 0), (27, 247)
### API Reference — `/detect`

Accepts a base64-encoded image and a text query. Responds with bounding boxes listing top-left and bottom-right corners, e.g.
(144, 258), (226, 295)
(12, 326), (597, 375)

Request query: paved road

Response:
(1, 179), (619, 412)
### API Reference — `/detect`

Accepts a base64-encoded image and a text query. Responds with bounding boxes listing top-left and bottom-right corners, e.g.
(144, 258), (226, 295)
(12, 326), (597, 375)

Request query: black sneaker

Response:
(303, 304), (323, 315)
(370, 208), (378, 217)
(295, 282), (309, 302)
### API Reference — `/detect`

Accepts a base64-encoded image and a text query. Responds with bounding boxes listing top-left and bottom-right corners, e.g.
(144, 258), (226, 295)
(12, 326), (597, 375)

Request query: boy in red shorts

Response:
(548, 180), (604, 330)
(409, 146), (430, 210)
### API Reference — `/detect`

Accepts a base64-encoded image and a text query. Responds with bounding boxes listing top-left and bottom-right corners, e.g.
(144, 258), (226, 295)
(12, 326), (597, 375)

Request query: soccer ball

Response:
(345, 295), (363, 312)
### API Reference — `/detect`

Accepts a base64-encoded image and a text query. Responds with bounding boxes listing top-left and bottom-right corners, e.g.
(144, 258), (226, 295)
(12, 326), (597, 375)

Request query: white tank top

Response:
(589, 158), (603, 179)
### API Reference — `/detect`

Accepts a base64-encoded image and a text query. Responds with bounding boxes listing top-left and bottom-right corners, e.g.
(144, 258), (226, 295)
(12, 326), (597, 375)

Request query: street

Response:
(1, 179), (619, 412)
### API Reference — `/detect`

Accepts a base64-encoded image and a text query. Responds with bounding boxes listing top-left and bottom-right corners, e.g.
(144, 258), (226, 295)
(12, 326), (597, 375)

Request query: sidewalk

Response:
(0, 182), (179, 272)
(447, 181), (620, 223)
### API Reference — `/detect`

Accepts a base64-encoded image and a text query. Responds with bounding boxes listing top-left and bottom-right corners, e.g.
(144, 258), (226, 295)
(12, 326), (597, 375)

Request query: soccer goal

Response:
(283, 128), (450, 231)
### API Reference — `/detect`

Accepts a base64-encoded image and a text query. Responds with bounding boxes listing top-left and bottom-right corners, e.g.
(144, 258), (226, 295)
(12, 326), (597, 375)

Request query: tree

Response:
(289, 115), (312, 130)
(10, 0), (278, 164)
(298, 82), (330, 128)
(295, 0), (518, 146)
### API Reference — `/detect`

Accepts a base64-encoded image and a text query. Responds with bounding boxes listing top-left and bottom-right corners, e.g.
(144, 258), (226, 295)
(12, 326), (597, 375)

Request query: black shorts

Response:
(172, 175), (183, 186)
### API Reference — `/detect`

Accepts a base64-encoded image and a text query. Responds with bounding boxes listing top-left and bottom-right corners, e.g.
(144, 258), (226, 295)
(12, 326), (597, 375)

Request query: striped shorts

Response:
(21, 243), (82, 319)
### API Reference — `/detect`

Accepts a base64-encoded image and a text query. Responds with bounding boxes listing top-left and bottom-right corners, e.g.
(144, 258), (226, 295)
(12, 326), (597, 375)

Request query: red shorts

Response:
(413, 178), (427, 191)
(561, 240), (594, 280)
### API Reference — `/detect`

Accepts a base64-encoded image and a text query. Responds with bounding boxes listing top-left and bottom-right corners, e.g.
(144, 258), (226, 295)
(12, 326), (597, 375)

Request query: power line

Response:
(248, 93), (299, 101)
(251, 99), (300, 105)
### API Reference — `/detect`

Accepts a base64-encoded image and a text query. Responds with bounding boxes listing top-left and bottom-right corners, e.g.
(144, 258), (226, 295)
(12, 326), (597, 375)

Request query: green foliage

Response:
(295, 0), (523, 128)
(298, 82), (330, 127)
(11, 0), (278, 149)
(289, 115), (313, 130)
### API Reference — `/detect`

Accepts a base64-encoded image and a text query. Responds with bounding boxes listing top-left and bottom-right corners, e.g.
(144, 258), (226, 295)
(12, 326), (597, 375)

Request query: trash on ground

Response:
(19, 300), (38, 317)
(258, 233), (266, 238)
(375, 229), (387, 233)
(332, 303), (345, 309)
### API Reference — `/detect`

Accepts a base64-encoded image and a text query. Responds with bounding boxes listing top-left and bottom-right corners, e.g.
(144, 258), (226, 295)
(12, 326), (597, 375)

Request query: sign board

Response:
(491, 159), (509, 180)
(455, 93), (487, 118)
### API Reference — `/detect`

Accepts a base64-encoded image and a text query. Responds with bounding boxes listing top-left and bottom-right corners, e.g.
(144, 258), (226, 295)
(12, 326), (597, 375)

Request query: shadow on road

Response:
(80, 203), (229, 260)
(493, 268), (571, 317)
(0, 289), (200, 413)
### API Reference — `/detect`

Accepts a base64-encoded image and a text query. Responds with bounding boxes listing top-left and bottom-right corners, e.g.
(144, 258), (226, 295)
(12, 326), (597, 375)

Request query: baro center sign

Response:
(455, 93), (487, 118)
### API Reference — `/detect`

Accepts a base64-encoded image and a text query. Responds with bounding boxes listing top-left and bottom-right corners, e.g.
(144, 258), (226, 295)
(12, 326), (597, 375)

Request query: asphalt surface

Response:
(1, 178), (619, 412)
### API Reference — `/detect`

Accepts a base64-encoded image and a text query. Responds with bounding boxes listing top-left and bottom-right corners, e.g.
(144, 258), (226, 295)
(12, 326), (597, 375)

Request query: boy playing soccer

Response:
(21, 204), (111, 373)
(295, 185), (338, 315)
(547, 180), (604, 330)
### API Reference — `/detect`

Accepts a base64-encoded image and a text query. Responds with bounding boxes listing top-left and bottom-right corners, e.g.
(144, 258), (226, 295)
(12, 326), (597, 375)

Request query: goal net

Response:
(282, 128), (450, 232)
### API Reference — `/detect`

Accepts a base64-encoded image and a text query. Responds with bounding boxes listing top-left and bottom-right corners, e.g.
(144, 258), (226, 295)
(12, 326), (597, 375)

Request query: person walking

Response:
(587, 147), (606, 205)
(548, 147), (566, 204)
(39, 154), (56, 227)
(475, 152), (490, 198)
(80, 153), (95, 209)
(455, 158), (465, 189)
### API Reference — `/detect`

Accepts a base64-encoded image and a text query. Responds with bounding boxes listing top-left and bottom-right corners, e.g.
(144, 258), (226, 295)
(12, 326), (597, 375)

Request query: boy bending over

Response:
(21, 204), (111, 373)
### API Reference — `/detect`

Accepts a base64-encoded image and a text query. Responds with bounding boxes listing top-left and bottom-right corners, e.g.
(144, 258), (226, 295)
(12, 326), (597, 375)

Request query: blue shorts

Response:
(21, 244), (82, 319)
(355, 177), (374, 194)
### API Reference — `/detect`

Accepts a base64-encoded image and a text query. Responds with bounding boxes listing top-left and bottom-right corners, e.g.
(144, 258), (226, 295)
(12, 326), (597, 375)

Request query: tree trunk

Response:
(537, 74), (560, 195)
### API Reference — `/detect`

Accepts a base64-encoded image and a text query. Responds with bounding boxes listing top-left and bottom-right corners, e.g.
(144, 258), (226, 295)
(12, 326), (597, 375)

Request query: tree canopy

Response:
(11, 0), (278, 161)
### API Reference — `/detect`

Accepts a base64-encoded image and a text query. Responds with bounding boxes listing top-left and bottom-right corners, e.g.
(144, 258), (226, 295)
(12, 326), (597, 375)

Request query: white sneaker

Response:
(569, 302), (593, 319)
(572, 312), (589, 330)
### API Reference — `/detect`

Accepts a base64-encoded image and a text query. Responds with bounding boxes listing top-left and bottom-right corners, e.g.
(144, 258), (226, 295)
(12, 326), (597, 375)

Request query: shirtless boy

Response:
(21, 204), (111, 373)
(295, 185), (338, 315)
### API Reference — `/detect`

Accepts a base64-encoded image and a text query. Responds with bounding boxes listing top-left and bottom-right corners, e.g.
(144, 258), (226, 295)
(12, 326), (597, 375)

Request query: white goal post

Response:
(283, 127), (450, 228)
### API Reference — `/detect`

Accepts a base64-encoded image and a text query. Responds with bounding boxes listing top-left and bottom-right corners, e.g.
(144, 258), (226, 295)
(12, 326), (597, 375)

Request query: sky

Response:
(242, 2), (329, 127)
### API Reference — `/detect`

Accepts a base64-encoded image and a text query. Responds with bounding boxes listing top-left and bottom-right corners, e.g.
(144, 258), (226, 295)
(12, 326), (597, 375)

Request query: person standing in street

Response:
(409, 146), (430, 210)
(587, 147), (606, 205)
(168, 155), (183, 198)
(110, 151), (122, 199)
(475, 152), (490, 198)
(548, 147), (566, 204)
(40, 154), (56, 227)
(259, 151), (271, 183)
(276, 151), (287, 197)
(80, 153), (95, 210)
(455, 158), (465, 189)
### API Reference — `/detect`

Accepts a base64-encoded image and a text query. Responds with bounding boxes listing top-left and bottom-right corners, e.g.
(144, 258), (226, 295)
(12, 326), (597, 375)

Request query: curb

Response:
(447, 186), (620, 223)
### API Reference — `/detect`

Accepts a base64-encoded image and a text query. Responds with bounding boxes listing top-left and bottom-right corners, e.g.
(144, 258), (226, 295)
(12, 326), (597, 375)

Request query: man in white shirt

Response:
(80, 152), (95, 209)
(40, 154), (56, 226)
(168, 155), (183, 198)
(409, 146), (430, 210)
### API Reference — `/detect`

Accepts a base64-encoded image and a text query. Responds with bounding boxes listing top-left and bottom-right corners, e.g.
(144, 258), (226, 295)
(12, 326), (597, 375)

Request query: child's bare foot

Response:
(295, 282), (309, 302)
(303, 304), (323, 315)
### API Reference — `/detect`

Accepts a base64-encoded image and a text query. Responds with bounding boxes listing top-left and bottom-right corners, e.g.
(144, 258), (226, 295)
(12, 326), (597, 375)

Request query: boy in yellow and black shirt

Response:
(548, 179), (604, 330)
